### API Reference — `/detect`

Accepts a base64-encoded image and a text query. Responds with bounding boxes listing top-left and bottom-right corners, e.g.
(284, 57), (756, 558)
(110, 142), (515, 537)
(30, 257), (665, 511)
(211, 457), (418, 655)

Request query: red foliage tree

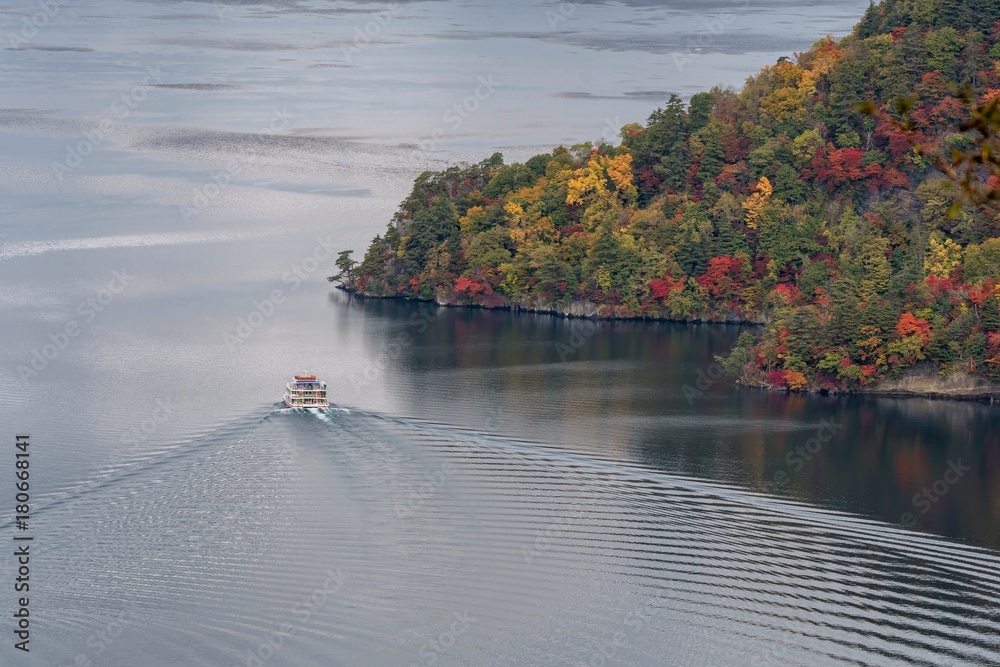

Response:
(720, 129), (749, 163)
(967, 281), (997, 306)
(883, 167), (909, 187)
(909, 98), (966, 129)
(454, 276), (487, 296)
(767, 370), (787, 387)
(924, 275), (965, 301)
(811, 146), (867, 188)
(915, 70), (950, 101)
(771, 283), (801, 305)
(895, 311), (931, 344)
(636, 166), (662, 194)
(696, 255), (747, 302)
(863, 163), (883, 190)
(649, 275), (684, 301)
(841, 148), (865, 180)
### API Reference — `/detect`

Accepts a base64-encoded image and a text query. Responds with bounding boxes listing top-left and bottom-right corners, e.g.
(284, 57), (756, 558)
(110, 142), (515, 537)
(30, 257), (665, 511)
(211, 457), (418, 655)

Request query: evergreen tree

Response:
(402, 197), (459, 276)
(828, 278), (862, 345)
(857, 2), (881, 39)
(860, 235), (891, 302)
(688, 92), (714, 133)
(982, 295), (1000, 331)
(693, 123), (728, 187)
(773, 164), (807, 204)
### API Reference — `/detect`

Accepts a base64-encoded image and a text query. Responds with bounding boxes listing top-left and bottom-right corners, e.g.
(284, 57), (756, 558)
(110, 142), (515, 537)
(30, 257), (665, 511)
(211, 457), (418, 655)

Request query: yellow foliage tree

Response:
(924, 236), (962, 278)
(513, 182), (545, 207)
(604, 154), (638, 203)
(596, 265), (613, 292)
(761, 87), (808, 126)
(566, 154), (637, 207)
(797, 37), (842, 97)
(504, 202), (524, 219)
(742, 176), (773, 229)
(856, 325), (887, 367)
(784, 370), (809, 390)
(792, 129), (824, 167)
(566, 159), (608, 206)
(773, 60), (805, 87)
(459, 206), (487, 235)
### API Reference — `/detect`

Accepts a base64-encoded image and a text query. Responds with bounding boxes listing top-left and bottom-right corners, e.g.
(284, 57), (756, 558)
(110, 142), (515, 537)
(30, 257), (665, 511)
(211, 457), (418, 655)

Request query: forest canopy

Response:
(339, 0), (1000, 392)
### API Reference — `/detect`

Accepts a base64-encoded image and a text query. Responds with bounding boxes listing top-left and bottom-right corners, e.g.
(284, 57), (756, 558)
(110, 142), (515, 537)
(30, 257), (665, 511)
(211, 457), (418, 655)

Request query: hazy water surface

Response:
(4, 1), (1000, 665)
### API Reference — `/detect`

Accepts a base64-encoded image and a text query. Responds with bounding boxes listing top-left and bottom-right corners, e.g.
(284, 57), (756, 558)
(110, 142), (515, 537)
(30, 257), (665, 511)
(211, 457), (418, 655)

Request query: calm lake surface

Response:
(2, 0), (999, 665)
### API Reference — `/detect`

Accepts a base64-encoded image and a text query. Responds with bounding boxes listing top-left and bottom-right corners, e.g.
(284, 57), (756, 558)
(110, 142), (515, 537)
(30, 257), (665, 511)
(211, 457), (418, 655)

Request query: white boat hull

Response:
(283, 396), (329, 409)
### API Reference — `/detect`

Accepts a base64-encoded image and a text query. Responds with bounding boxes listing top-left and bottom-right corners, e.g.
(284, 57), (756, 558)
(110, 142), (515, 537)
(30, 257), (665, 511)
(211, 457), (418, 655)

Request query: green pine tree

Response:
(982, 294), (1000, 331)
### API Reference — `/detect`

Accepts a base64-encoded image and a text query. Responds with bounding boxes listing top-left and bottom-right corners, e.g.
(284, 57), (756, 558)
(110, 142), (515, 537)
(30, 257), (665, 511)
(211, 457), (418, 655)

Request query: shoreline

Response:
(335, 285), (761, 325)
(337, 286), (1000, 405)
(737, 381), (1000, 404)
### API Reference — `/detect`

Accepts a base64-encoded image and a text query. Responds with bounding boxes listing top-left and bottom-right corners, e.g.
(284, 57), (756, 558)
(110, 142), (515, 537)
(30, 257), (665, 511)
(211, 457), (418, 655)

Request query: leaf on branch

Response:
(946, 201), (963, 220)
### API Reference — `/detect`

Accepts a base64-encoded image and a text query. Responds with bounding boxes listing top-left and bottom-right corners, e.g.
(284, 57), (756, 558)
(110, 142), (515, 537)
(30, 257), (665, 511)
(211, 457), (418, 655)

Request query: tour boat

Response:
(283, 372), (329, 408)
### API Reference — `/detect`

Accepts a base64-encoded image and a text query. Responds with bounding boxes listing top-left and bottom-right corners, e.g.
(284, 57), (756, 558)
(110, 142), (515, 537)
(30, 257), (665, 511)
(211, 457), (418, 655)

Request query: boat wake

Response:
(15, 404), (1000, 667)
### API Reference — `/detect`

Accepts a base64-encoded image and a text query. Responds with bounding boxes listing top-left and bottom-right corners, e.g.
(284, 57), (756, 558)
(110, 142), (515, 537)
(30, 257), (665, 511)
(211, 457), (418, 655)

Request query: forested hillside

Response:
(338, 0), (1000, 392)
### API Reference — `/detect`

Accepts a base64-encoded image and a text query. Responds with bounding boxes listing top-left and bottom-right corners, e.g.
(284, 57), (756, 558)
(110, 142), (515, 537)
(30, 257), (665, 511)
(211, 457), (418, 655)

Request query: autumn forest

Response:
(337, 0), (1000, 393)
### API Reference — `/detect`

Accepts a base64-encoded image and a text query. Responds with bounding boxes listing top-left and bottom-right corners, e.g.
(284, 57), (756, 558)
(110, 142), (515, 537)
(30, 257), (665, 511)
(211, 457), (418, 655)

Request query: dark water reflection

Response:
(339, 293), (1000, 548)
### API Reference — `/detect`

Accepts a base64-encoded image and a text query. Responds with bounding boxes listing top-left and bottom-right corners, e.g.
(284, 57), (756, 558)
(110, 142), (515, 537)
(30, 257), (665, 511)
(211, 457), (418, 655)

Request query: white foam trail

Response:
(310, 409), (331, 422)
(0, 229), (271, 261)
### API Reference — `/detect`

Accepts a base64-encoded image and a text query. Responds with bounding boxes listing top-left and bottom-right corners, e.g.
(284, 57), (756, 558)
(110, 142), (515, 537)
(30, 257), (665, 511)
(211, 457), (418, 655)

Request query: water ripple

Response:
(21, 407), (1000, 666)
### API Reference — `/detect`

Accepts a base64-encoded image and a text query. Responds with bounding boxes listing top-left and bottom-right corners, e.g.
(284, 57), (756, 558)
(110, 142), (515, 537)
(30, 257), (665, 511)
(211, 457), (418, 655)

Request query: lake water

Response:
(2, 0), (999, 665)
